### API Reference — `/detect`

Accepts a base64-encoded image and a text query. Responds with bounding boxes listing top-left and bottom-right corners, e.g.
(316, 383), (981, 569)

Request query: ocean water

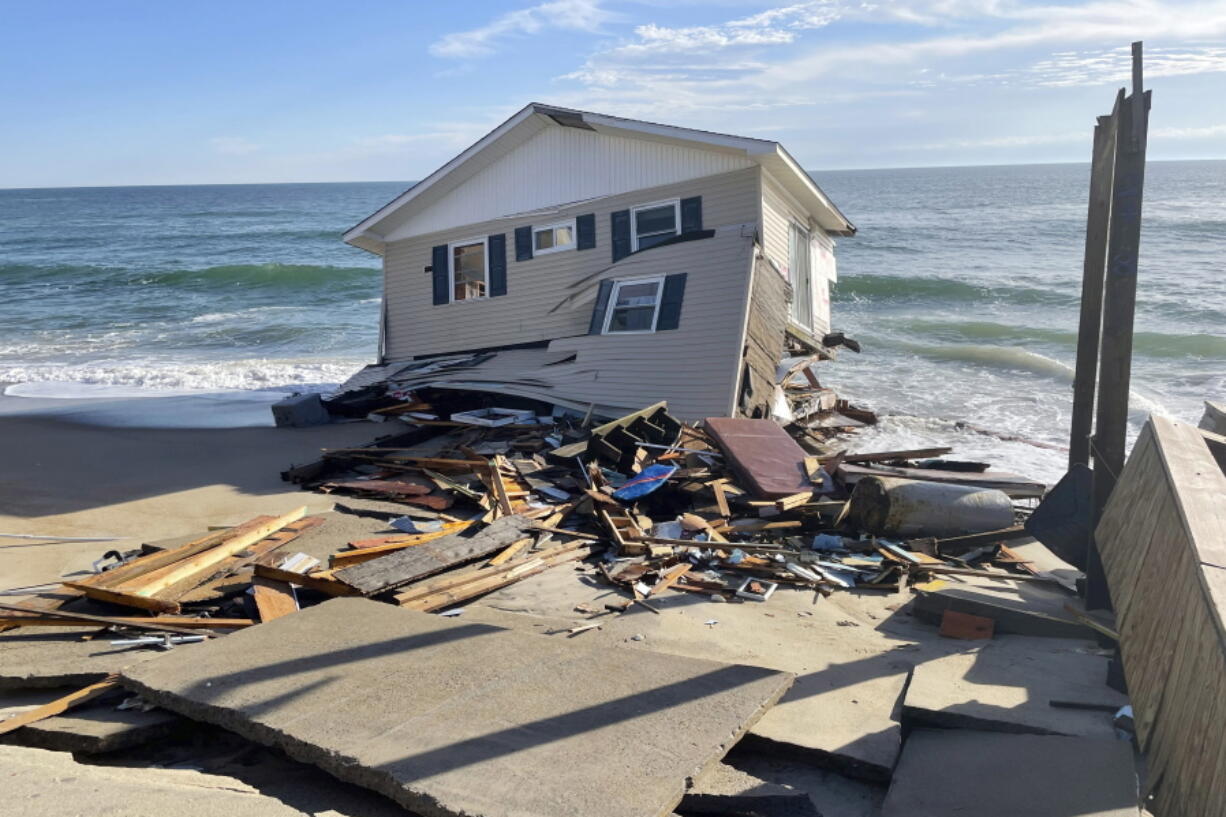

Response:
(1, 163), (1222, 480)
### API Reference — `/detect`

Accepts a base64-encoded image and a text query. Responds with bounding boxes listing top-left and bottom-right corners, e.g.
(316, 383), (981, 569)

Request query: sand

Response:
(0, 413), (380, 591)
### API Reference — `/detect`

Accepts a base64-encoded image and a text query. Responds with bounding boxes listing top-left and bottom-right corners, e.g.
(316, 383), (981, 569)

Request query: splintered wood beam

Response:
(646, 564), (692, 598)
(0, 676), (119, 736)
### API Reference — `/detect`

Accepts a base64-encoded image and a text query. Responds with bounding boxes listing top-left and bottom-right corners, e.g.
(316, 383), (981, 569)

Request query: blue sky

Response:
(2, 0), (1225, 187)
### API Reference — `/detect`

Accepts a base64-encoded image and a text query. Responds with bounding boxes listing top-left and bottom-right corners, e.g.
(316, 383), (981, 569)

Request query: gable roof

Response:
(344, 103), (855, 254)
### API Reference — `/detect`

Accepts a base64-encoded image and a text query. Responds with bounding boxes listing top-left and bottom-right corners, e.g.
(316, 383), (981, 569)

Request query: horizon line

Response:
(2, 156), (1224, 192)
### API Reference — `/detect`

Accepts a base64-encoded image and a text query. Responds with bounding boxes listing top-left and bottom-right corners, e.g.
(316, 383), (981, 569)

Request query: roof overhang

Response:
(343, 103), (855, 255)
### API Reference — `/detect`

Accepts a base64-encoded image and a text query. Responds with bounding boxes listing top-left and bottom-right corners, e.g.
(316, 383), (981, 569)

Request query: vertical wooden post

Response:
(1087, 42), (1150, 610)
(1068, 93), (1122, 469)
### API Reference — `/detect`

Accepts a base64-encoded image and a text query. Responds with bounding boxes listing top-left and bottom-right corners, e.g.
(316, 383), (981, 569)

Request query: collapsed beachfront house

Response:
(337, 103), (855, 423)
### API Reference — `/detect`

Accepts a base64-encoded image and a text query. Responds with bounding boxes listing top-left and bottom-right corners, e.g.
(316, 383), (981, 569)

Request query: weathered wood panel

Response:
(1095, 415), (1226, 815)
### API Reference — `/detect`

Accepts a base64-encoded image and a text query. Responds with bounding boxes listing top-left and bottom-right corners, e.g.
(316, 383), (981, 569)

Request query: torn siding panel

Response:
(382, 166), (760, 361)
(761, 171), (833, 338)
(739, 254), (792, 418)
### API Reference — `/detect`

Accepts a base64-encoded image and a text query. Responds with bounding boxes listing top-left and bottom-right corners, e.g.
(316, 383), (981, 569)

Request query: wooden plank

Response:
(646, 564), (692, 598)
(0, 615), (253, 629)
(487, 537), (533, 567)
(0, 676), (118, 736)
(329, 521), (477, 569)
(59, 582), (183, 614)
(0, 601), (215, 637)
(252, 576), (299, 623)
(398, 545), (596, 611)
(174, 517), (326, 604)
(840, 447), (953, 464)
(252, 564), (361, 597)
(333, 515), (537, 595)
(709, 479), (731, 517)
(394, 540), (594, 606)
(78, 515), (276, 590)
(118, 507), (307, 598)
(1069, 91), (1121, 468)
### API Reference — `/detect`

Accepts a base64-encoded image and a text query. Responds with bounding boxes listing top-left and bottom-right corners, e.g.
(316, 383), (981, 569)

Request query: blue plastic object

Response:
(611, 464), (677, 501)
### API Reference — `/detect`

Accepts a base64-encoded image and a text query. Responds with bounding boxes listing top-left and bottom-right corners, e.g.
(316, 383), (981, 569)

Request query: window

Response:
(631, 200), (679, 251)
(533, 220), (575, 255)
(450, 238), (487, 301)
(603, 276), (663, 334)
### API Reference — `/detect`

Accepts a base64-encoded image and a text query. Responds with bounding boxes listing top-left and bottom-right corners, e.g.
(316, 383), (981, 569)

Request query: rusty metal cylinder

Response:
(850, 476), (1014, 539)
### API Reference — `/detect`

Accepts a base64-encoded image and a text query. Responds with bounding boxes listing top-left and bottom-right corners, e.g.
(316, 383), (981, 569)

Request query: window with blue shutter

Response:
(576, 213), (596, 250)
(431, 245), (448, 305)
(488, 233), (507, 296)
(514, 226), (533, 262)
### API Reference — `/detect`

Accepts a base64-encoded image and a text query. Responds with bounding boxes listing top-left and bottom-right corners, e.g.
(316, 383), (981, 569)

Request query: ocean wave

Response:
(0, 261), (378, 290)
(833, 273), (1076, 307)
(894, 341), (1078, 381)
(0, 357), (369, 393)
(896, 319), (1226, 358)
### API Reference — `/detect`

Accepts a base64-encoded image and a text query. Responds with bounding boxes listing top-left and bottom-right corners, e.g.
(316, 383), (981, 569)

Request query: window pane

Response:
(534, 230), (554, 250)
(554, 226), (574, 246)
(635, 232), (674, 250)
(609, 306), (656, 332)
(452, 242), (486, 300)
(614, 281), (659, 308)
(635, 205), (676, 238)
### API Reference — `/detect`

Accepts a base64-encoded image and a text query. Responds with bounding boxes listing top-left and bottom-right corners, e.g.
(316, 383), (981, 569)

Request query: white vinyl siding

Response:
(385, 125), (756, 241)
(761, 171), (833, 337)
(382, 166), (760, 361)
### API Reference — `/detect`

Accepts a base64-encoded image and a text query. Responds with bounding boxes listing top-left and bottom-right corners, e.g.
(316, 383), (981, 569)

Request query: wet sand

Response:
(0, 414), (379, 590)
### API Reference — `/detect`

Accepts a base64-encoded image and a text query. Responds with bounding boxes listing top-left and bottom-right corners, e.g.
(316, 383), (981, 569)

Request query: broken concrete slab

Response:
(881, 730), (1139, 816)
(0, 700), (181, 753)
(679, 761), (822, 816)
(0, 625), (162, 689)
(473, 564), (913, 782)
(912, 574), (1094, 639)
(0, 744), (310, 817)
(903, 637), (1126, 738)
(121, 597), (793, 817)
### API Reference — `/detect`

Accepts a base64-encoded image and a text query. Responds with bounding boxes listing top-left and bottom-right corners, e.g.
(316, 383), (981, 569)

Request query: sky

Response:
(1, 0), (1225, 187)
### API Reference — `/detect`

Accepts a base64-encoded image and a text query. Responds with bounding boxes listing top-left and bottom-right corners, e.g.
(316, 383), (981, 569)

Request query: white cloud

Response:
(209, 136), (260, 155)
(430, 0), (616, 59)
(1029, 45), (1226, 87)
(1152, 123), (1226, 139)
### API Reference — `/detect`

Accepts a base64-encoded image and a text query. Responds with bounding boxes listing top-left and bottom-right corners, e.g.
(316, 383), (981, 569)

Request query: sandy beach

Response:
(0, 413), (380, 591)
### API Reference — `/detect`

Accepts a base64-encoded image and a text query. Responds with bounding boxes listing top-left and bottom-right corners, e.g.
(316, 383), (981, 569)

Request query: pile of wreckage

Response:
(1, 400), (1145, 817)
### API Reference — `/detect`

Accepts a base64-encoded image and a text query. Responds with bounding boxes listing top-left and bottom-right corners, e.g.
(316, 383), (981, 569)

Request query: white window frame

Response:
(602, 275), (665, 335)
(630, 199), (680, 252)
(448, 236), (489, 303)
(532, 219), (576, 256)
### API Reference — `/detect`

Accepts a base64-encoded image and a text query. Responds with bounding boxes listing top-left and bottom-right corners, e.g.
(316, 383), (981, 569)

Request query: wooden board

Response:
(0, 677), (118, 736)
(334, 515), (537, 596)
(252, 576), (298, 623)
(703, 417), (811, 500)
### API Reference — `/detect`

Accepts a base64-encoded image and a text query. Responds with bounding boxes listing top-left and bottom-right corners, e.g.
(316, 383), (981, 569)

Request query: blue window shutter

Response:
(576, 213), (596, 250)
(656, 273), (687, 331)
(488, 234), (507, 296)
(514, 226), (533, 261)
(680, 196), (702, 234)
(610, 210), (631, 262)
(588, 279), (615, 334)
(431, 245), (449, 305)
